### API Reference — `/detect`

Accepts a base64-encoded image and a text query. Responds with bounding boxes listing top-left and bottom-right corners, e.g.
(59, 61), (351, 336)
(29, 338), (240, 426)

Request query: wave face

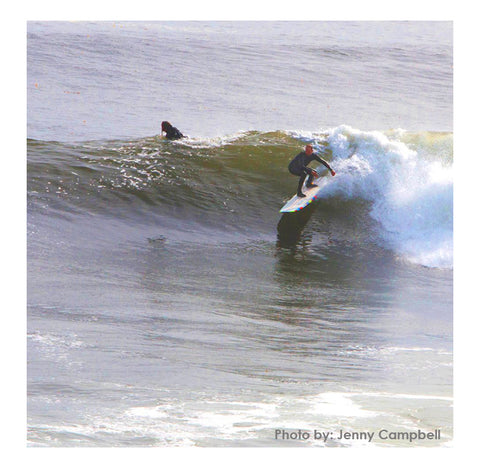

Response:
(27, 126), (453, 268)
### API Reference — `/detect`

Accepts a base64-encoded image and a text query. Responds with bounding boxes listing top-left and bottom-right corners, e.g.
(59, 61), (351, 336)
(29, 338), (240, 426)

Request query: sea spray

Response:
(321, 125), (453, 268)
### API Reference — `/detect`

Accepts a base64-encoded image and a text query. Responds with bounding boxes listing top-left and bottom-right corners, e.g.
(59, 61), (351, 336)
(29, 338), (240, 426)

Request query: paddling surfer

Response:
(161, 121), (184, 140)
(288, 144), (335, 197)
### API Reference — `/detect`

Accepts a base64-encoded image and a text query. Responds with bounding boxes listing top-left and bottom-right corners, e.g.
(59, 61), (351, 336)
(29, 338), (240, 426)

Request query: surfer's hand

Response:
(312, 170), (319, 178)
(331, 170), (336, 176)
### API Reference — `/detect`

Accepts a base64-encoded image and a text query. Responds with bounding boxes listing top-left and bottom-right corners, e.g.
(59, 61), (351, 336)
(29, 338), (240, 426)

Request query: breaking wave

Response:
(27, 126), (453, 268)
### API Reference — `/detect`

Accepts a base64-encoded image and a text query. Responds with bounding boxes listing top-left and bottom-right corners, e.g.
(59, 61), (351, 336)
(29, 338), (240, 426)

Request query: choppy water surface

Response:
(27, 21), (452, 447)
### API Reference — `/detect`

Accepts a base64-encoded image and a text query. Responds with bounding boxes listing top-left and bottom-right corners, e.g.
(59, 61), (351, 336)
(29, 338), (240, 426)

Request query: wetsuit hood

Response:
(161, 121), (173, 132)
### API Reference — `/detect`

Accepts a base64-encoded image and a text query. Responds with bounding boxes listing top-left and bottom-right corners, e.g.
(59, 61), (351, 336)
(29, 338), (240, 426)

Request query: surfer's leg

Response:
(305, 168), (318, 188)
(297, 172), (307, 197)
(306, 173), (315, 187)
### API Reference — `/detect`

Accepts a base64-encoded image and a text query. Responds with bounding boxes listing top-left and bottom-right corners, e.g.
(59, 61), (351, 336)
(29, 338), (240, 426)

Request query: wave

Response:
(321, 126), (452, 268)
(27, 126), (453, 268)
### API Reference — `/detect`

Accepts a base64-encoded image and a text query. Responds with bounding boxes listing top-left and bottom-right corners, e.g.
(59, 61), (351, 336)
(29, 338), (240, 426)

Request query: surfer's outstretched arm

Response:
(314, 154), (336, 176)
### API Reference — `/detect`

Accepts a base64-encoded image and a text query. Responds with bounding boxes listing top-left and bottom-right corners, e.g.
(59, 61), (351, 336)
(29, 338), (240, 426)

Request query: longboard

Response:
(280, 168), (329, 213)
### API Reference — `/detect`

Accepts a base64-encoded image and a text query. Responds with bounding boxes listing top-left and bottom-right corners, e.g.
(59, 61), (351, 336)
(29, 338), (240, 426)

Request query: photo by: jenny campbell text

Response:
(274, 429), (442, 444)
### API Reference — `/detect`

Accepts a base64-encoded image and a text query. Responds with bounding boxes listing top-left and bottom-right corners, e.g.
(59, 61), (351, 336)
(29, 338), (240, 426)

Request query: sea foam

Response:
(321, 125), (453, 269)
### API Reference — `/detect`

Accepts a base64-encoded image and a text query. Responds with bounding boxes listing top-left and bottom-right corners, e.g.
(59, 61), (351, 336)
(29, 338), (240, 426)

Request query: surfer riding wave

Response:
(288, 144), (335, 197)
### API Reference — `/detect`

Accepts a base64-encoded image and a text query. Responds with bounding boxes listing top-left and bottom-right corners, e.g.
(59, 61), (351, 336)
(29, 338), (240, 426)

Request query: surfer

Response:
(161, 121), (184, 140)
(288, 144), (335, 197)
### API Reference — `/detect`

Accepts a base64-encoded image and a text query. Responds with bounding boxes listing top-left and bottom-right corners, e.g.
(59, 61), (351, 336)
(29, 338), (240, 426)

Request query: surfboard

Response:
(280, 167), (329, 213)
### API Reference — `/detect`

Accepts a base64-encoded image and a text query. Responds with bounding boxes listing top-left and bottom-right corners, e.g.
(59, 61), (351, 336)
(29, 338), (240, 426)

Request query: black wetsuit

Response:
(164, 126), (184, 140)
(288, 151), (332, 195)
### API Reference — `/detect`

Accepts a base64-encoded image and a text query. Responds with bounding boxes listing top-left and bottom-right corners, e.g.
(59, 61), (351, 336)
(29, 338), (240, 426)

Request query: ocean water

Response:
(27, 21), (453, 447)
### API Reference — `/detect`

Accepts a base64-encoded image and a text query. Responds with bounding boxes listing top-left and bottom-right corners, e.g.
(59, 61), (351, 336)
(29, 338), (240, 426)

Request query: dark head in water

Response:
(161, 121), (184, 140)
(161, 121), (172, 132)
